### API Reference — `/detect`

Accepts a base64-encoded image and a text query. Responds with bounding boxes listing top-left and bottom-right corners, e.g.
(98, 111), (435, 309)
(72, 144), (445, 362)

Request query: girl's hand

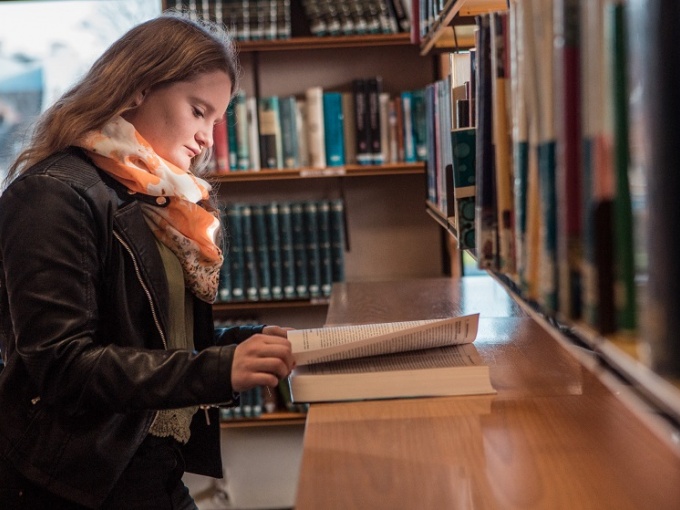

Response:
(231, 332), (295, 392)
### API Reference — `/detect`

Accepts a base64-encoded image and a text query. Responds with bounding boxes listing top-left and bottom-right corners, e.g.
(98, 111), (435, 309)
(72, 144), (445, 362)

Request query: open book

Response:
(286, 313), (495, 403)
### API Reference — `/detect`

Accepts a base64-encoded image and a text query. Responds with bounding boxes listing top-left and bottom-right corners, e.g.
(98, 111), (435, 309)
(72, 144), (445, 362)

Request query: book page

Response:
(289, 314), (479, 366)
(297, 343), (484, 376)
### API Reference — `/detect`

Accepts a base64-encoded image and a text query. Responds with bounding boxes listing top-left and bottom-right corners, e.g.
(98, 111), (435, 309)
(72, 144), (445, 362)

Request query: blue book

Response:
(265, 202), (284, 300)
(278, 202), (297, 299)
(234, 90), (250, 170)
(252, 204), (272, 301)
(411, 88), (428, 162)
(291, 202), (309, 299)
(303, 200), (322, 298)
(241, 205), (259, 301)
(226, 100), (238, 170)
(226, 204), (245, 301)
(279, 95), (299, 168)
(317, 200), (333, 297)
(329, 199), (346, 284)
(323, 92), (346, 167)
(400, 90), (416, 162)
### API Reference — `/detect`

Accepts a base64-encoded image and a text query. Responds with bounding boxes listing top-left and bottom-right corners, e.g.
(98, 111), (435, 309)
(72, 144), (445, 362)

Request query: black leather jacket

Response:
(0, 148), (262, 508)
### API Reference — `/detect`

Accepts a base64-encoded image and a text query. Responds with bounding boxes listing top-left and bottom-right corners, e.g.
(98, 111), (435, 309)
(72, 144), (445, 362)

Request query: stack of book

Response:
(301, 0), (411, 36)
(218, 199), (346, 303)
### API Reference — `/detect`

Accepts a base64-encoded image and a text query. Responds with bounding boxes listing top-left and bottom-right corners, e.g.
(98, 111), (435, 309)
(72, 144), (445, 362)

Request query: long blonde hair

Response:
(5, 12), (239, 185)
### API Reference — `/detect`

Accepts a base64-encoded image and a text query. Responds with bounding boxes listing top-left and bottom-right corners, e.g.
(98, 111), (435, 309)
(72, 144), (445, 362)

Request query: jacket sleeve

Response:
(0, 174), (236, 415)
(214, 324), (265, 345)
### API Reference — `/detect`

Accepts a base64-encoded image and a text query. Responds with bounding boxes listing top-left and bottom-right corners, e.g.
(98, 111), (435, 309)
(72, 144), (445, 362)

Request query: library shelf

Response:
(220, 412), (306, 429)
(212, 297), (330, 313)
(209, 162), (425, 182)
(420, 0), (507, 56)
(425, 200), (457, 238)
(237, 33), (412, 53)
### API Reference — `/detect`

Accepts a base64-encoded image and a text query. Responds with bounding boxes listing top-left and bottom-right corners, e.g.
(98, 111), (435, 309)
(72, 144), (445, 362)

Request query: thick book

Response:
(306, 86), (326, 168)
(287, 314), (495, 403)
(258, 96), (283, 169)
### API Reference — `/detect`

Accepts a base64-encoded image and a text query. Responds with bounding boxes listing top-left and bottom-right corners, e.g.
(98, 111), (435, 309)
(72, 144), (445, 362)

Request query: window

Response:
(0, 0), (161, 179)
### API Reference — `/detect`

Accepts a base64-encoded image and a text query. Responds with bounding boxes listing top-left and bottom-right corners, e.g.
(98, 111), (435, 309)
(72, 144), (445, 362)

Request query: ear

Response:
(132, 89), (148, 108)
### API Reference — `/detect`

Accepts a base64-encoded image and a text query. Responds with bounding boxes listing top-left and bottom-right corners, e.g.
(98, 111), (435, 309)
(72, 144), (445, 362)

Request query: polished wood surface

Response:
(295, 277), (680, 509)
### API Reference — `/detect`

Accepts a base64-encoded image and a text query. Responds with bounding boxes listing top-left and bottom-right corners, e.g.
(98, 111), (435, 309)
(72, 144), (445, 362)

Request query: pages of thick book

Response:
(286, 314), (495, 403)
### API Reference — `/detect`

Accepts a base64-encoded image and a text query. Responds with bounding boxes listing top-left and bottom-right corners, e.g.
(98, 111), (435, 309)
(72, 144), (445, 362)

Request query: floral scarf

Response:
(78, 116), (223, 303)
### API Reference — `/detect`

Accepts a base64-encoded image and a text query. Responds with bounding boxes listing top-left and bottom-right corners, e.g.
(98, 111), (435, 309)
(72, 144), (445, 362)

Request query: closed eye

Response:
(192, 107), (205, 118)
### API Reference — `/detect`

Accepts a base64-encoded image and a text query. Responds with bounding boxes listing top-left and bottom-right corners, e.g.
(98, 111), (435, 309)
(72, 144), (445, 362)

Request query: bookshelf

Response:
(420, 0), (680, 429)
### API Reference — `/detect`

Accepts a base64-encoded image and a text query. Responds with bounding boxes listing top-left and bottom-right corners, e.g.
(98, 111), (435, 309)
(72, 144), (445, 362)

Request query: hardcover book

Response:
(287, 314), (495, 403)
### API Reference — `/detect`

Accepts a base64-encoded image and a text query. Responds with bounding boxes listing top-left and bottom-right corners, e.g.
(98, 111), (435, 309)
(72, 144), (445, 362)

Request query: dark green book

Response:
(291, 202), (309, 299)
(252, 204), (272, 301)
(278, 202), (297, 299)
(317, 200), (333, 297)
(226, 204), (245, 301)
(279, 95), (299, 168)
(241, 204), (259, 301)
(218, 206), (232, 302)
(226, 100), (238, 170)
(265, 202), (284, 300)
(304, 200), (322, 298)
(329, 198), (346, 284)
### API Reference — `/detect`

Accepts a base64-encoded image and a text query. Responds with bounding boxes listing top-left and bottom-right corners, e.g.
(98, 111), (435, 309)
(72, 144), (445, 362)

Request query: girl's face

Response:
(124, 70), (232, 171)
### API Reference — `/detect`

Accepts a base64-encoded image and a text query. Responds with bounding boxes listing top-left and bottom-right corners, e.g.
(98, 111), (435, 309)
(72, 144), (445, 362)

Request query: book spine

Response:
(212, 114), (229, 174)
(474, 14), (499, 271)
(278, 202), (297, 299)
(306, 86), (327, 168)
(341, 92), (357, 165)
(280, 95), (300, 168)
(246, 96), (261, 170)
(226, 204), (245, 301)
(304, 200), (322, 298)
(411, 88), (428, 162)
(367, 76), (384, 165)
(353, 78), (372, 165)
(252, 204), (272, 301)
(241, 205), (259, 301)
(317, 200), (333, 297)
(329, 198), (346, 283)
(323, 92), (346, 167)
(258, 96), (283, 169)
(234, 91), (250, 170)
(629, 0), (680, 374)
(291, 202), (309, 298)
(266, 202), (284, 300)
(226, 100), (238, 170)
(379, 92), (391, 164)
(218, 206), (232, 301)
(401, 91), (416, 162)
(608, 0), (636, 332)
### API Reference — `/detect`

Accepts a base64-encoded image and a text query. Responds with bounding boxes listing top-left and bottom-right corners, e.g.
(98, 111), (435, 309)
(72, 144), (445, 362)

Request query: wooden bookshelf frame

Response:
(220, 412), (306, 428)
(209, 162), (425, 182)
(213, 297), (330, 313)
(237, 33), (412, 52)
(420, 0), (508, 56)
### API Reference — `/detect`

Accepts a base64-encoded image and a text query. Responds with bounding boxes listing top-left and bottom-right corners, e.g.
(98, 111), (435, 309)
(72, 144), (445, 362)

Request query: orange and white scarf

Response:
(78, 116), (223, 303)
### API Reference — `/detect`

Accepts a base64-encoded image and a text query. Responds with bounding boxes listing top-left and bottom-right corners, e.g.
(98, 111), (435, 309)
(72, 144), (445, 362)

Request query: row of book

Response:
(218, 199), (346, 303)
(171, 0), (292, 40)
(302, 0), (411, 36)
(170, 0), (411, 40)
(208, 81), (428, 173)
(426, 1), (642, 337)
(219, 385), (309, 420)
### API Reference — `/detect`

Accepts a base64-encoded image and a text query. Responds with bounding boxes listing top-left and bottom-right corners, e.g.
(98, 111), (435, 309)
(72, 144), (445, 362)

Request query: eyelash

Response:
(193, 107), (204, 118)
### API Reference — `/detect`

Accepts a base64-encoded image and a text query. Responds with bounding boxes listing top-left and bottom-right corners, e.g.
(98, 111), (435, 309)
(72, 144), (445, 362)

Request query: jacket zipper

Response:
(113, 232), (167, 349)
(114, 232), (218, 426)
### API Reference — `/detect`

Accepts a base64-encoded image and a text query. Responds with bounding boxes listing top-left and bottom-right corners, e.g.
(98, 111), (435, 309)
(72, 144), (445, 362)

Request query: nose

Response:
(196, 128), (213, 150)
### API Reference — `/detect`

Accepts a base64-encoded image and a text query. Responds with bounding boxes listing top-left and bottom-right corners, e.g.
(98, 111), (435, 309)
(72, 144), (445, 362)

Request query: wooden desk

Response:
(295, 277), (680, 509)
